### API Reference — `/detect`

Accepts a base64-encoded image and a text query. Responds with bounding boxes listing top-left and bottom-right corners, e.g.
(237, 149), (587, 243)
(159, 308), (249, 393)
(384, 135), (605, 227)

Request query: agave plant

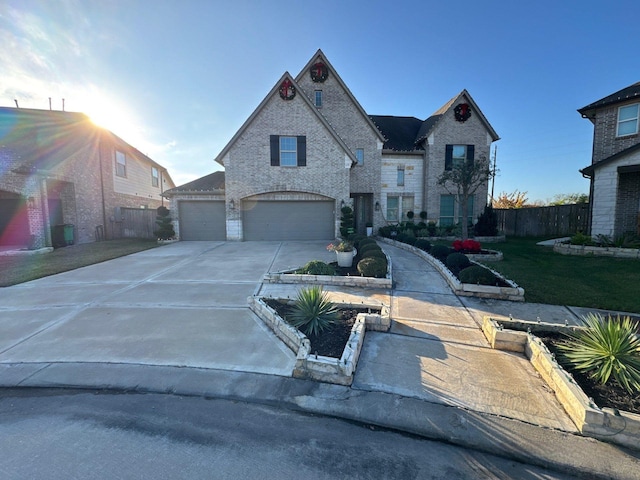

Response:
(288, 286), (339, 337)
(558, 313), (640, 393)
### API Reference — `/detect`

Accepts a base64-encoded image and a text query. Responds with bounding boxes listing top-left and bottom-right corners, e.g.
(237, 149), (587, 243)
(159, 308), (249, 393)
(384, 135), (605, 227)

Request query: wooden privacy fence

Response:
(116, 207), (157, 239)
(495, 204), (589, 237)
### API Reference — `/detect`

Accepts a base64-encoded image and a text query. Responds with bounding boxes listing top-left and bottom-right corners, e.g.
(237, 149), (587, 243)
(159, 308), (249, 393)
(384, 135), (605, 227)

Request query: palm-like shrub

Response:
(288, 286), (339, 337)
(558, 313), (640, 393)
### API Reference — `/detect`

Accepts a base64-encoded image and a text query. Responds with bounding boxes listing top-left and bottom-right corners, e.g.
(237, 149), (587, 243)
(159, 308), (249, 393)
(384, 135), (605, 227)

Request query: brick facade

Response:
(0, 107), (175, 248)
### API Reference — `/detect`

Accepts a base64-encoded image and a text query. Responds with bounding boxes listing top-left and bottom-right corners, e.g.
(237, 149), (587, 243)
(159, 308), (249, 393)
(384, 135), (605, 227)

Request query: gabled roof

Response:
(295, 50), (386, 144)
(163, 171), (225, 195)
(214, 71), (358, 166)
(369, 116), (424, 151)
(580, 142), (640, 177)
(578, 82), (640, 119)
(416, 90), (500, 144)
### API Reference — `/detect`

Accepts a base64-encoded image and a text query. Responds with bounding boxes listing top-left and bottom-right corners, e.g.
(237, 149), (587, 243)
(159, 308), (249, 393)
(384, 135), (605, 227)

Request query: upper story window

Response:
(270, 135), (307, 167)
(115, 150), (127, 177)
(397, 166), (405, 186)
(445, 144), (475, 171)
(355, 148), (364, 165)
(315, 90), (323, 107)
(151, 167), (159, 187)
(617, 104), (639, 137)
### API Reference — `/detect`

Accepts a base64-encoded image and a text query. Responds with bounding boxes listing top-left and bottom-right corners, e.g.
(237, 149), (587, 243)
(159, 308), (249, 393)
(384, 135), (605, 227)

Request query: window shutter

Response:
(467, 145), (475, 166)
(270, 135), (279, 166)
(445, 144), (453, 170)
(297, 136), (306, 166)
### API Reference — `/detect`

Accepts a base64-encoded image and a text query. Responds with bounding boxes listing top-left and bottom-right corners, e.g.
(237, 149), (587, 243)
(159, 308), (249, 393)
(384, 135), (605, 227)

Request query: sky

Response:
(1, 0), (638, 203)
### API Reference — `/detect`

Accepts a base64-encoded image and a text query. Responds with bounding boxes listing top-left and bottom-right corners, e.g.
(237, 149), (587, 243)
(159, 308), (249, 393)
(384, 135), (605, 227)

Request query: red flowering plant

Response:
(452, 239), (481, 254)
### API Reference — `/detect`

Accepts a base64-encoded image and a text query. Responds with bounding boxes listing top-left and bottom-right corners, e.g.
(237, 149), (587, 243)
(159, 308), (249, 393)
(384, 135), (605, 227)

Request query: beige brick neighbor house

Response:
(164, 50), (499, 241)
(0, 107), (175, 249)
(579, 82), (640, 237)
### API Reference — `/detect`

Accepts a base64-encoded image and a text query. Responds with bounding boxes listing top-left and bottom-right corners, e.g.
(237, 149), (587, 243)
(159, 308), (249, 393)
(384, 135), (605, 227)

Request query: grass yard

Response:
(487, 237), (640, 313)
(0, 239), (158, 287)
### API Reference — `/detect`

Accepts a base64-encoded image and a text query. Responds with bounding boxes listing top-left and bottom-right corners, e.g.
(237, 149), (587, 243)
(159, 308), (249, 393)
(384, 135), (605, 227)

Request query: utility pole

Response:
(489, 145), (497, 205)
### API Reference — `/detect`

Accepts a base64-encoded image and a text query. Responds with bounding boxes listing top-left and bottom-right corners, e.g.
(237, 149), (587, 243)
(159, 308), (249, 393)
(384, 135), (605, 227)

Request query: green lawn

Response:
(0, 239), (158, 287)
(486, 237), (640, 313)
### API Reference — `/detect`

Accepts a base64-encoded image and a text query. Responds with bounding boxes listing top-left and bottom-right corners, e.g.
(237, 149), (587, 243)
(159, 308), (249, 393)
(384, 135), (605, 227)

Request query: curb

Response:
(2, 362), (639, 480)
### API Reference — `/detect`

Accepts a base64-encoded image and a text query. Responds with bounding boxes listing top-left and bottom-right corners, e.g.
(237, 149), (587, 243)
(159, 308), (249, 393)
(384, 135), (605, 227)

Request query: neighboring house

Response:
(164, 50), (499, 241)
(0, 107), (175, 248)
(579, 82), (640, 237)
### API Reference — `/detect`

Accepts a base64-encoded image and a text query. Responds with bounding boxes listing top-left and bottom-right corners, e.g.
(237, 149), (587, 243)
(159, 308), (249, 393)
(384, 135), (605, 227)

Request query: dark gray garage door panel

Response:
(243, 201), (334, 241)
(179, 201), (226, 240)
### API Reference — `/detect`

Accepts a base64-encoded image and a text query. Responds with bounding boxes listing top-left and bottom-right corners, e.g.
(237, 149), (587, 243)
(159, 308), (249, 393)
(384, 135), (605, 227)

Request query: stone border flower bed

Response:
(248, 296), (390, 385)
(263, 251), (392, 289)
(482, 316), (640, 451)
(378, 237), (524, 301)
(554, 242), (640, 259)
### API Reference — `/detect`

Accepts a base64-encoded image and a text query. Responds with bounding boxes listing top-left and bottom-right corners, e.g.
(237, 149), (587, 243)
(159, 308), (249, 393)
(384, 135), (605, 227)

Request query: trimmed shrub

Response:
(357, 257), (387, 278)
(288, 286), (339, 336)
(474, 205), (498, 236)
(414, 238), (431, 252)
(359, 243), (382, 256)
(350, 234), (366, 248)
(296, 261), (336, 276)
(458, 265), (497, 285)
(358, 237), (377, 248)
(361, 249), (386, 261)
(446, 252), (471, 275)
(430, 244), (452, 262)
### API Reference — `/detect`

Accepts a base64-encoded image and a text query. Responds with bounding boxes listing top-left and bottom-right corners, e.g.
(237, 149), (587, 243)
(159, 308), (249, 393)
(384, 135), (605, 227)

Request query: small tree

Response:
(154, 206), (175, 240)
(474, 204), (498, 236)
(437, 154), (493, 240)
(492, 190), (529, 209)
(339, 205), (354, 238)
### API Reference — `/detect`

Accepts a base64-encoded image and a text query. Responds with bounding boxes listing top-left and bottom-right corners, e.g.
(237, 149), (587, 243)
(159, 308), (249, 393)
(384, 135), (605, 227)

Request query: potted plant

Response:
(327, 240), (356, 267)
(366, 222), (373, 237)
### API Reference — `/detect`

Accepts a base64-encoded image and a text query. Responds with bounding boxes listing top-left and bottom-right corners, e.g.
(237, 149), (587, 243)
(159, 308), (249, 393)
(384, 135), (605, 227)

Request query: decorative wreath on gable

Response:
(454, 103), (471, 122)
(310, 62), (328, 83)
(279, 79), (296, 100)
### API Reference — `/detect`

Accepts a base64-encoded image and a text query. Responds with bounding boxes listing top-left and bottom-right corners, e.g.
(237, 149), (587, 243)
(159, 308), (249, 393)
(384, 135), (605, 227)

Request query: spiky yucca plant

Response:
(558, 313), (640, 393)
(288, 286), (339, 337)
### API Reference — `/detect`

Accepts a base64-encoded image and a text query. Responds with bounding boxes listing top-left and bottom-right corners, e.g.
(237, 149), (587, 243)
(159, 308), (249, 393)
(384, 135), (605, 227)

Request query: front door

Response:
(351, 194), (373, 235)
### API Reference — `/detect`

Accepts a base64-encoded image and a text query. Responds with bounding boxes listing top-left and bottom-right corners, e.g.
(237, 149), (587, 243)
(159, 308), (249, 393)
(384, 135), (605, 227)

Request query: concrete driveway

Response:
(0, 241), (336, 377)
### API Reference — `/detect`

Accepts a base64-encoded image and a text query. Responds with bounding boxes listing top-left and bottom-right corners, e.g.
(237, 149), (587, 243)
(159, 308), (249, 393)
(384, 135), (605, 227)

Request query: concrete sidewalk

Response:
(1, 240), (639, 479)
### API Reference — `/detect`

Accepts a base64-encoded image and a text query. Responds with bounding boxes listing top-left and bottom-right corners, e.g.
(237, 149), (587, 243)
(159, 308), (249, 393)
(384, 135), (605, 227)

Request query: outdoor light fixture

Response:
(375, 201), (380, 211)
(340, 200), (345, 208)
(229, 199), (235, 210)
(28, 196), (35, 207)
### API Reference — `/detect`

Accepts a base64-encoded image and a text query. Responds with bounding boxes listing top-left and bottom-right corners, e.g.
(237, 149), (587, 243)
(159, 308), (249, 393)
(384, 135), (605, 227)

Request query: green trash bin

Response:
(51, 224), (74, 248)
(63, 224), (74, 246)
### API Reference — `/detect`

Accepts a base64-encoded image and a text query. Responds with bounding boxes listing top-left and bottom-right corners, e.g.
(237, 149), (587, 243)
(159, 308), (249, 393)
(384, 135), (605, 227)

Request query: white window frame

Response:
(355, 148), (364, 165)
(315, 90), (323, 107)
(115, 150), (127, 177)
(279, 136), (297, 167)
(151, 167), (159, 187)
(386, 196), (399, 222)
(617, 104), (639, 137)
(397, 166), (405, 186)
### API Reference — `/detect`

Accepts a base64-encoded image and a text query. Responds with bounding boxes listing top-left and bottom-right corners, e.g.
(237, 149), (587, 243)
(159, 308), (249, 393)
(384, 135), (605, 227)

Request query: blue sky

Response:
(1, 0), (637, 202)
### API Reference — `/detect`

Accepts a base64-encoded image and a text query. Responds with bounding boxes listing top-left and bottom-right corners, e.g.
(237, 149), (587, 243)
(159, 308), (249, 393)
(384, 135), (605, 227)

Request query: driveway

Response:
(0, 241), (336, 377)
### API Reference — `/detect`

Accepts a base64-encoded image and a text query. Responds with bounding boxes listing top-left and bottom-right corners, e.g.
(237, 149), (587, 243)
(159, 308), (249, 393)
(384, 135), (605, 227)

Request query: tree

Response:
(154, 206), (175, 240)
(437, 154), (493, 240)
(547, 192), (589, 205)
(492, 190), (529, 209)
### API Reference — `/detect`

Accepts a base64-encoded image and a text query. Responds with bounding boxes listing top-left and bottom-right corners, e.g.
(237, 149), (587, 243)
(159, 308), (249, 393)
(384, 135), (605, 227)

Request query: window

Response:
(617, 104), (639, 137)
(151, 167), (159, 187)
(386, 196), (399, 222)
(445, 144), (475, 171)
(402, 196), (413, 219)
(397, 166), (405, 186)
(270, 135), (306, 166)
(355, 148), (364, 165)
(115, 150), (126, 177)
(315, 90), (323, 107)
(439, 195), (455, 226)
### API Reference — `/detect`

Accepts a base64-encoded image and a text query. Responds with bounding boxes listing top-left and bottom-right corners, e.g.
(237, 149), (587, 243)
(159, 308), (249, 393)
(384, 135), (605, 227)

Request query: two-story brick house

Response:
(165, 50), (499, 241)
(579, 82), (640, 237)
(0, 107), (175, 248)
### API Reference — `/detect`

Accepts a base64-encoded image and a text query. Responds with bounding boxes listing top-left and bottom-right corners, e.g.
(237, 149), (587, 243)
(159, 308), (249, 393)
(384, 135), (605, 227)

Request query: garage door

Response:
(178, 201), (226, 240)
(0, 198), (29, 246)
(243, 201), (334, 241)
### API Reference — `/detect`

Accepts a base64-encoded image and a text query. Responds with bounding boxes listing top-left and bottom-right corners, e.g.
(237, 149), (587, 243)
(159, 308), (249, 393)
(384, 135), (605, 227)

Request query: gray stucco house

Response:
(579, 82), (640, 237)
(165, 50), (499, 241)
